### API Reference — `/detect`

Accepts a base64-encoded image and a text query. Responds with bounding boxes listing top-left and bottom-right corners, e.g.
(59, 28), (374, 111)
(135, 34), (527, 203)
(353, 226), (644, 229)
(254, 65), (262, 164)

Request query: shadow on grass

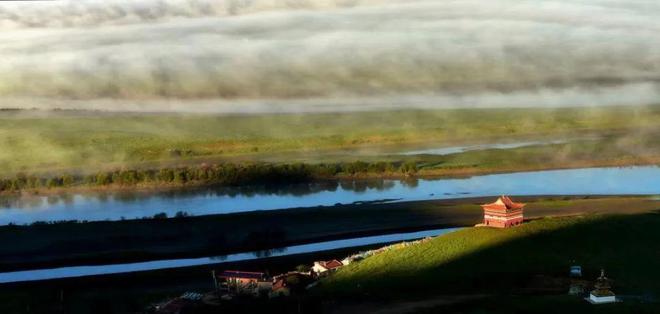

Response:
(320, 211), (660, 309)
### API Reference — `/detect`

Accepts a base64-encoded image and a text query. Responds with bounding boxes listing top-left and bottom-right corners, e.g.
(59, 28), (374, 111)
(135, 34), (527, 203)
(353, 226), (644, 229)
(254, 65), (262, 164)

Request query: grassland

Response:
(1, 196), (658, 314)
(1, 195), (656, 273)
(318, 211), (660, 313)
(1, 106), (659, 179)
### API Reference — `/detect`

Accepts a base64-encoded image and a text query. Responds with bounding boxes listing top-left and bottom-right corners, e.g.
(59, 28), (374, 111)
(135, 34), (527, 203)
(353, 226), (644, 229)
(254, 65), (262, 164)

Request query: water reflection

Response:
(0, 179), (393, 211)
(1, 167), (659, 225)
(400, 178), (419, 188)
(253, 247), (287, 258)
(209, 255), (228, 262)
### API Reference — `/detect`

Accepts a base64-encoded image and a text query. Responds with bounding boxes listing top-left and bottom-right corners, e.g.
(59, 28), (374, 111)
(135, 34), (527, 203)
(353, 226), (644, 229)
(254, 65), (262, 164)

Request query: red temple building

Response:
(481, 196), (525, 228)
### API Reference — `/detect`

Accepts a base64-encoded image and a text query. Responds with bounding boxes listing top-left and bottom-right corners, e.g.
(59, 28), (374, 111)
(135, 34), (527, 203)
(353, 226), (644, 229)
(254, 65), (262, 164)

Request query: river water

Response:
(0, 227), (461, 284)
(398, 139), (570, 155)
(1, 166), (659, 225)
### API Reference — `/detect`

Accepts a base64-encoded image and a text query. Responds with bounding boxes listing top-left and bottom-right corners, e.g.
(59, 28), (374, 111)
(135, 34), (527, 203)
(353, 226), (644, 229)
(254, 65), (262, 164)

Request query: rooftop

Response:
(481, 195), (525, 211)
(273, 278), (287, 291)
(317, 259), (343, 270)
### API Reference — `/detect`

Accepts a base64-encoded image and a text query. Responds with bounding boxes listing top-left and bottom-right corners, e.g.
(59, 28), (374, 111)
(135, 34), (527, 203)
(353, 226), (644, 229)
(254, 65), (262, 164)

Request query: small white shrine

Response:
(586, 269), (617, 304)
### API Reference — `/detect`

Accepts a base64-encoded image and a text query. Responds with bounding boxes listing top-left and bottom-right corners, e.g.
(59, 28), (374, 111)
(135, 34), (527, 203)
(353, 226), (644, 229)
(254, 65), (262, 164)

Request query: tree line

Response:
(0, 161), (418, 193)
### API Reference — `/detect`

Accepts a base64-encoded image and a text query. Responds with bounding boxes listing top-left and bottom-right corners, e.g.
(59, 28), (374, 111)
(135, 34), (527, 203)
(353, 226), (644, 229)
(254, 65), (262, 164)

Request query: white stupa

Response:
(586, 269), (617, 304)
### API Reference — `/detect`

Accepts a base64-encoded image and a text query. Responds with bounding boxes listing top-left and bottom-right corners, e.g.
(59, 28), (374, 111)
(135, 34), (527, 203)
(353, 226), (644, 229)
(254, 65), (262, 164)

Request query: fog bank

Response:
(1, 0), (660, 112)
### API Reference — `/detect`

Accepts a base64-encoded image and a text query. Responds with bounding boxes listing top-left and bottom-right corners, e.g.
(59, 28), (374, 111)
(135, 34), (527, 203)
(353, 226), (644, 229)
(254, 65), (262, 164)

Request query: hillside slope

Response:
(320, 212), (660, 312)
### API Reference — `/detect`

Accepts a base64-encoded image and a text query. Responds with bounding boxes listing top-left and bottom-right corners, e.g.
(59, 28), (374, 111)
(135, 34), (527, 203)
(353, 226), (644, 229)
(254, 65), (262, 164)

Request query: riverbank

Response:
(0, 244), (373, 314)
(3, 203), (660, 314)
(1, 195), (657, 273)
(2, 155), (659, 197)
(4, 166), (659, 225)
(2, 105), (659, 197)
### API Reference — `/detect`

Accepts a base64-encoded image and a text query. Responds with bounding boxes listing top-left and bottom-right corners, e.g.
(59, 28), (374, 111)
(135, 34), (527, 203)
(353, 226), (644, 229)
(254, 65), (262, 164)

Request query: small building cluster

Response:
(212, 257), (353, 300)
(271, 271), (317, 297)
(213, 269), (316, 299)
(208, 236), (435, 301)
(215, 270), (274, 297)
(312, 259), (343, 275)
(147, 235), (437, 313)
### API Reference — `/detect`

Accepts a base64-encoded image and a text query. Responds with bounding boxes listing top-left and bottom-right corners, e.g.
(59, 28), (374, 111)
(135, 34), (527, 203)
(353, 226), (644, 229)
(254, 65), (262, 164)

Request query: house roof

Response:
(481, 195), (525, 211)
(272, 278), (287, 291)
(318, 259), (343, 270)
(273, 272), (312, 291)
(218, 270), (265, 279)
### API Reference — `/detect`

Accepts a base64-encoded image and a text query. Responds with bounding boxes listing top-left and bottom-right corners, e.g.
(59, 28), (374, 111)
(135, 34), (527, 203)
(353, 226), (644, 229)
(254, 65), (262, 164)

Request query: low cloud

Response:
(1, 0), (660, 111)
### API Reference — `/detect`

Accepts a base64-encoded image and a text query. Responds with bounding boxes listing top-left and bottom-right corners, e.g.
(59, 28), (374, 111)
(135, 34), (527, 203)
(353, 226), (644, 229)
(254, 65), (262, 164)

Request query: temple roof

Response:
(481, 196), (525, 211)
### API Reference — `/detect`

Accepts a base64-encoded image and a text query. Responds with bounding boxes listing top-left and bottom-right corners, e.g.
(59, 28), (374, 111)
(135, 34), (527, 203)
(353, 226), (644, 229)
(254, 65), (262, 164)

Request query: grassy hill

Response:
(319, 212), (660, 312)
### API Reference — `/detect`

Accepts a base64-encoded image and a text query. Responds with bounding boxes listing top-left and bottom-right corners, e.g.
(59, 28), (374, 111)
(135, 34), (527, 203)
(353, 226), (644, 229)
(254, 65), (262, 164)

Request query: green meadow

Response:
(1, 196), (658, 314)
(0, 105), (659, 178)
(319, 212), (660, 312)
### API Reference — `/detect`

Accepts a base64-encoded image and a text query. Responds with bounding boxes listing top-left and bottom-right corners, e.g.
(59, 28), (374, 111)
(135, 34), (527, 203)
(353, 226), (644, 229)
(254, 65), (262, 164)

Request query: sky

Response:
(1, 0), (659, 113)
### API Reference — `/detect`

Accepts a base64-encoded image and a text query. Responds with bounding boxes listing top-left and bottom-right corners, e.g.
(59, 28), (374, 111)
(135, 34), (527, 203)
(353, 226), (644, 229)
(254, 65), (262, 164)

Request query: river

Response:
(1, 166), (659, 225)
(0, 227), (461, 284)
(398, 139), (570, 155)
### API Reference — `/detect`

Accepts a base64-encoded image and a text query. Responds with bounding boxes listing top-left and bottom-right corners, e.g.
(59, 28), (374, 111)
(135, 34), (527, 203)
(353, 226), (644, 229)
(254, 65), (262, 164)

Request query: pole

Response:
(212, 270), (218, 292)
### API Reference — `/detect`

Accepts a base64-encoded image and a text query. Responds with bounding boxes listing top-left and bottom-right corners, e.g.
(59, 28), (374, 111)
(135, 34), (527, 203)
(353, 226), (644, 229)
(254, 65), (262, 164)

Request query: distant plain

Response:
(0, 105), (658, 179)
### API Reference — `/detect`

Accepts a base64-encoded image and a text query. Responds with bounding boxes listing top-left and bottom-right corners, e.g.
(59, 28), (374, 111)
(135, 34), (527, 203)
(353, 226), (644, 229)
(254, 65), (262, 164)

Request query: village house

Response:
(215, 270), (272, 297)
(312, 259), (343, 275)
(481, 195), (525, 228)
(271, 276), (290, 298)
(270, 272), (314, 298)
